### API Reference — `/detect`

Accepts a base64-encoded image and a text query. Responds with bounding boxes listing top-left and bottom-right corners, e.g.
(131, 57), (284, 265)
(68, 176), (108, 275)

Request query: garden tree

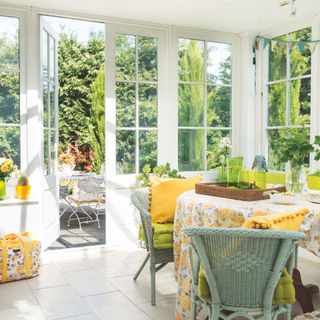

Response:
(58, 31), (105, 172)
(89, 67), (105, 172)
(0, 32), (20, 165)
(268, 28), (311, 170)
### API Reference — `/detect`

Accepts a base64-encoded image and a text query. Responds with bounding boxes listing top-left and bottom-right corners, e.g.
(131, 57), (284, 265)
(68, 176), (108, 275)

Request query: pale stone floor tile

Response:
(32, 284), (92, 320)
(83, 291), (151, 320)
(57, 314), (99, 320)
(63, 269), (117, 297)
(138, 298), (176, 320)
(108, 274), (176, 305)
(53, 257), (92, 273)
(27, 263), (68, 290)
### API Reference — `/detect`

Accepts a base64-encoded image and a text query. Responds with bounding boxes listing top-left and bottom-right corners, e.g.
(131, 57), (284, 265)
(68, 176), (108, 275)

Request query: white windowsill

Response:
(0, 197), (39, 207)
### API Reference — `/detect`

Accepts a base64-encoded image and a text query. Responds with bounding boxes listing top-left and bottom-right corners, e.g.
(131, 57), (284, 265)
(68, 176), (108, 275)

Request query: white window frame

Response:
(258, 18), (320, 171)
(0, 8), (27, 173)
(105, 23), (169, 178)
(173, 27), (240, 175)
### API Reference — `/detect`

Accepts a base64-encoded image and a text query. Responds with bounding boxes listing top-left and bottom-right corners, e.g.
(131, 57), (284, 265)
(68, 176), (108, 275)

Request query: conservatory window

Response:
(178, 38), (232, 172)
(266, 27), (311, 170)
(0, 16), (20, 166)
(115, 34), (158, 174)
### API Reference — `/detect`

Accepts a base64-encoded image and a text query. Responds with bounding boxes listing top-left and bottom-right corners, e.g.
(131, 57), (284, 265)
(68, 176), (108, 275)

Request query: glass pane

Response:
(178, 129), (204, 171)
(43, 129), (49, 175)
(139, 130), (157, 172)
(115, 34), (136, 80)
(268, 82), (286, 126)
(43, 80), (49, 127)
(0, 16), (19, 70)
(207, 130), (231, 169)
(290, 78), (311, 125)
(138, 36), (157, 81)
(42, 31), (48, 80)
(49, 82), (56, 128)
(207, 85), (231, 127)
(290, 28), (311, 78)
(178, 38), (204, 82)
(178, 84), (204, 126)
(268, 128), (310, 171)
(49, 36), (55, 83)
(116, 130), (135, 174)
(139, 84), (157, 127)
(269, 35), (287, 81)
(116, 82), (135, 127)
(0, 126), (20, 166)
(0, 72), (20, 123)
(50, 130), (56, 174)
(207, 42), (232, 85)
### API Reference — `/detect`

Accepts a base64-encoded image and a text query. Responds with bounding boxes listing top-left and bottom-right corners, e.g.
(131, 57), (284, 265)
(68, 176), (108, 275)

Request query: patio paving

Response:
(48, 204), (106, 250)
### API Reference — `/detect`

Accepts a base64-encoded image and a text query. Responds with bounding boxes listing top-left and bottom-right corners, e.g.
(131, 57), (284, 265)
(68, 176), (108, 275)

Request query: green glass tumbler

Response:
(254, 170), (267, 189)
(239, 169), (250, 189)
(0, 179), (6, 200)
(227, 156), (243, 187)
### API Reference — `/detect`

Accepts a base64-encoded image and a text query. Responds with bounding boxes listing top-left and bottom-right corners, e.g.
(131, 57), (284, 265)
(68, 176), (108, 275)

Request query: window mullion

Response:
(286, 33), (291, 127)
(135, 35), (139, 174)
(203, 41), (207, 171)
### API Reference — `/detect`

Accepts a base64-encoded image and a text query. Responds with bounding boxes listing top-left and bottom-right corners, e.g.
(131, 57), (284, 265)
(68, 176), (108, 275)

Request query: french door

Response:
(40, 17), (60, 249)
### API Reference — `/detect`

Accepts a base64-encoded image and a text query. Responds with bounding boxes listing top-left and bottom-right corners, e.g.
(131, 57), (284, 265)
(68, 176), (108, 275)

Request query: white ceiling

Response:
(4, 0), (320, 34)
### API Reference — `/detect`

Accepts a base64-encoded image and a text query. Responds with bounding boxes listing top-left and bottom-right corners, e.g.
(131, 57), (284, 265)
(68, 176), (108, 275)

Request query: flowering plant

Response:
(0, 157), (17, 180)
(59, 151), (75, 166)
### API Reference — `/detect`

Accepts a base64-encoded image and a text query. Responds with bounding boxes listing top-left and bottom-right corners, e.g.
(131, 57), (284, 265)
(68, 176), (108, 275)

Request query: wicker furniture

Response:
(183, 227), (305, 320)
(131, 188), (174, 306)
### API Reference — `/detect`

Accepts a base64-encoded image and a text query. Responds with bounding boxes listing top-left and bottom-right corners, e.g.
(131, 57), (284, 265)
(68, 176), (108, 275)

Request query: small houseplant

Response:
(0, 157), (17, 200)
(307, 135), (320, 190)
(16, 175), (31, 200)
(279, 128), (313, 193)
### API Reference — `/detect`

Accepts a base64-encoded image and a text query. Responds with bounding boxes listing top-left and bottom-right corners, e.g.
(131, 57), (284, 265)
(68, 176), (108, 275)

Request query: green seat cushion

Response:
(138, 223), (174, 250)
(198, 267), (295, 305)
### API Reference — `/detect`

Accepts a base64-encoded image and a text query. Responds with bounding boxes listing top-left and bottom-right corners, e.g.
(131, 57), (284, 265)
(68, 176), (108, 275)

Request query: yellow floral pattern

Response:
(174, 191), (320, 320)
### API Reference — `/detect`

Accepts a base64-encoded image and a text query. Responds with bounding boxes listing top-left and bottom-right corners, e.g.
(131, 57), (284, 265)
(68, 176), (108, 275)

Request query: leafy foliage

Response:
(135, 162), (184, 188)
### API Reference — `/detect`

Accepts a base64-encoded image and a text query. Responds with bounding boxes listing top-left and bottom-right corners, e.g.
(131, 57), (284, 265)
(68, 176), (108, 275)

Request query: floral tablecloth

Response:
(174, 190), (320, 320)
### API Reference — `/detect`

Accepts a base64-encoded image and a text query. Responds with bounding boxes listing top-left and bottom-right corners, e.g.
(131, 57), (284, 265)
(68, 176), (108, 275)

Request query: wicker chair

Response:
(183, 227), (305, 320)
(131, 188), (174, 306)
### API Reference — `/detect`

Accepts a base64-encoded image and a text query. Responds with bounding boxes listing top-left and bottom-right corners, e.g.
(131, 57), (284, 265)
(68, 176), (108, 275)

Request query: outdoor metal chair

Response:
(59, 185), (73, 218)
(131, 188), (174, 306)
(67, 176), (104, 230)
(183, 227), (305, 320)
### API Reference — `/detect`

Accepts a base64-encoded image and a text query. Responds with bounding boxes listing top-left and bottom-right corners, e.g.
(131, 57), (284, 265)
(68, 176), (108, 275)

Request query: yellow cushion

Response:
(150, 175), (201, 223)
(241, 208), (309, 231)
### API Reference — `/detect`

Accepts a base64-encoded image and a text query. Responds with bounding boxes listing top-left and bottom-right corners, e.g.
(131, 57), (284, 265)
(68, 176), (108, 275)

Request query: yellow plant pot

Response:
(16, 185), (31, 200)
(307, 175), (320, 191)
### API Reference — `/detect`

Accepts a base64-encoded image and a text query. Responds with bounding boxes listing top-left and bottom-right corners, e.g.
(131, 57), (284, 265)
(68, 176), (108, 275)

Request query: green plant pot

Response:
(0, 179), (6, 200)
(307, 174), (320, 190)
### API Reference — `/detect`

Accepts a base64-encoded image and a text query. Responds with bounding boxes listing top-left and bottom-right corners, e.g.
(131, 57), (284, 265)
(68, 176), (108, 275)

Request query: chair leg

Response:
(150, 260), (156, 306)
(133, 253), (150, 281)
(286, 305), (292, 320)
(190, 299), (197, 320)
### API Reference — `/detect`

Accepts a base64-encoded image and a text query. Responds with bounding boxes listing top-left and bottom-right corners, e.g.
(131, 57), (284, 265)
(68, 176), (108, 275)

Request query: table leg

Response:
(293, 268), (319, 313)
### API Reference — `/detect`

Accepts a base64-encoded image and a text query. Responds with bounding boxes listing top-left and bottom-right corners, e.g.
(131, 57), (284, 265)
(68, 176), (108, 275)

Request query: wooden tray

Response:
(195, 182), (286, 201)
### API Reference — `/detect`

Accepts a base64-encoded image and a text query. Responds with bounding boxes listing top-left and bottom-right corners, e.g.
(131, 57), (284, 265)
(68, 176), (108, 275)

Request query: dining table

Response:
(173, 190), (320, 320)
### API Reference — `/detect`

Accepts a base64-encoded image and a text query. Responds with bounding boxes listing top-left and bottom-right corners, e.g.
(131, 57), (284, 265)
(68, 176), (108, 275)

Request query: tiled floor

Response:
(1, 246), (319, 320)
(1, 247), (176, 320)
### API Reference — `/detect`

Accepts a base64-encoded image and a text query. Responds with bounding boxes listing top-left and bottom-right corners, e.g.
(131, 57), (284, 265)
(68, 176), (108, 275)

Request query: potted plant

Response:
(16, 175), (31, 200)
(0, 157), (17, 200)
(308, 135), (320, 190)
(279, 128), (313, 193)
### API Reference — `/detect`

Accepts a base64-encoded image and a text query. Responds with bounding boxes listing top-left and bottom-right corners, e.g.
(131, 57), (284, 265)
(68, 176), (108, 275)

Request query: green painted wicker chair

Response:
(131, 188), (174, 306)
(183, 227), (305, 320)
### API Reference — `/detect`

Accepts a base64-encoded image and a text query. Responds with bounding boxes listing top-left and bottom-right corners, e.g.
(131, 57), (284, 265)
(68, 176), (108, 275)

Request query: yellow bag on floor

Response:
(0, 232), (41, 283)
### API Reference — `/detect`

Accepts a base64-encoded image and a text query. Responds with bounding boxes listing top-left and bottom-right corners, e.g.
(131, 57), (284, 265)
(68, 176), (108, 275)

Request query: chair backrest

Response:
(183, 227), (305, 310)
(78, 176), (103, 195)
(131, 188), (151, 249)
